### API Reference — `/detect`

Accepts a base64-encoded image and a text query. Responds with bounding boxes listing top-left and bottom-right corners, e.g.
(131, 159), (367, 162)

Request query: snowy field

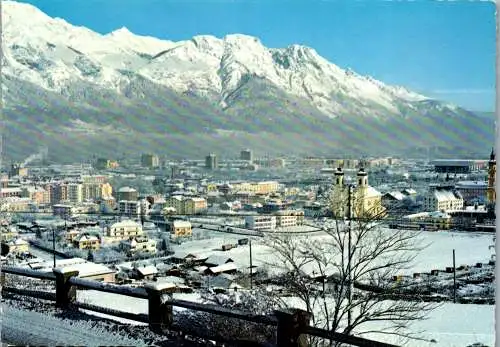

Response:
(172, 229), (495, 275)
(360, 303), (494, 347)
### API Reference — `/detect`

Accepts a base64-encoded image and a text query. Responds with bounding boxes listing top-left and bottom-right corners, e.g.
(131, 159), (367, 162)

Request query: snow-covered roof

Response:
(136, 265), (158, 276)
(384, 191), (405, 201)
(428, 211), (451, 219)
(53, 258), (87, 267)
(75, 234), (99, 242)
(188, 197), (206, 202)
(1, 187), (22, 193)
(155, 276), (185, 285)
(118, 186), (137, 193)
(52, 261), (114, 277)
(110, 220), (141, 229)
(455, 181), (488, 189)
(205, 255), (234, 267)
(206, 262), (238, 274)
(433, 190), (462, 201)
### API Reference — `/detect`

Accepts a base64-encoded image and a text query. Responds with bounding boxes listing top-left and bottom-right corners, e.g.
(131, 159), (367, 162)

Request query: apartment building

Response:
(107, 220), (143, 240)
(165, 196), (184, 214)
(275, 210), (305, 227)
(0, 197), (32, 213)
(184, 197), (208, 215)
(21, 186), (50, 205)
(67, 183), (83, 204)
(117, 187), (138, 202)
(164, 196), (207, 215)
(50, 183), (69, 204)
(245, 215), (277, 231)
(119, 200), (140, 216)
(0, 187), (22, 199)
(423, 188), (464, 212)
(231, 181), (280, 195)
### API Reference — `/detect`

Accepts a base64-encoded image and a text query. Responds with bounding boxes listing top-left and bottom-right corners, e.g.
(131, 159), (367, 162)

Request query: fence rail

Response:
(1, 265), (399, 347)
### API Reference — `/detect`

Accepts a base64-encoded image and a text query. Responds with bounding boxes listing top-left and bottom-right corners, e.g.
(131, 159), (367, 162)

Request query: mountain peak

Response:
(3, 0), (52, 23)
(108, 26), (134, 36)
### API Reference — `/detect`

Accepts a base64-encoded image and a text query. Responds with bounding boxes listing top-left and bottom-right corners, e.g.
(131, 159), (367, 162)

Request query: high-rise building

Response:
(205, 154), (218, 170)
(67, 183), (83, 204)
(50, 183), (69, 204)
(141, 154), (160, 168)
(240, 149), (253, 162)
(117, 187), (138, 202)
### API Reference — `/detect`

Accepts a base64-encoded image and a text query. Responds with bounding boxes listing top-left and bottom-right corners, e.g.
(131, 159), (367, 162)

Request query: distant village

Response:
(0, 148), (496, 296)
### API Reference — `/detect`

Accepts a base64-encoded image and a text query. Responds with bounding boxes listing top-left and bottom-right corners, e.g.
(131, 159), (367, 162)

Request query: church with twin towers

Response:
(330, 166), (386, 219)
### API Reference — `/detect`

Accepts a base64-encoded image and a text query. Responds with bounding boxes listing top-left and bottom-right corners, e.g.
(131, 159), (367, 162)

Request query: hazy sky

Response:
(19, 0), (496, 111)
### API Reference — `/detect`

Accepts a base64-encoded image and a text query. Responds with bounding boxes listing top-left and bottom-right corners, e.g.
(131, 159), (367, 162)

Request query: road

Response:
(1, 304), (147, 346)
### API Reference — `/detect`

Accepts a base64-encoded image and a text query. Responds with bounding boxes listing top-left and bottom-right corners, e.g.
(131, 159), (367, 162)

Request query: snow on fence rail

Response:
(1, 265), (399, 347)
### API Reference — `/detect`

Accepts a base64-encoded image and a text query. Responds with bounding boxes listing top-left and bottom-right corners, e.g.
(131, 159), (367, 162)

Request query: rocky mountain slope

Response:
(1, 0), (494, 161)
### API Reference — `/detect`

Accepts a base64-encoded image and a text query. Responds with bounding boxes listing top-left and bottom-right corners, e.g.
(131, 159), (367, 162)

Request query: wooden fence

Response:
(1, 265), (398, 347)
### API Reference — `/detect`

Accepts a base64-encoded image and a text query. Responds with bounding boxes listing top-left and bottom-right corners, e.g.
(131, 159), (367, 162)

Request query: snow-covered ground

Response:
(171, 229), (494, 275)
(1, 305), (148, 346)
(78, 289), (494, 347)
(77, 229), (494, 346)
(360, 303), (494, 347)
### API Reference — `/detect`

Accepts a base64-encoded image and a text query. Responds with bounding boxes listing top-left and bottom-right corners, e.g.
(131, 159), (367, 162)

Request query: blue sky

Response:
(19, 0), (496, 111)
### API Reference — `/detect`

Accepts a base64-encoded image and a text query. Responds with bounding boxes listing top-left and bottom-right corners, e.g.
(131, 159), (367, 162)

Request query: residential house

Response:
(120, 236), (157, 256)
(170, 220), (192, 237)
(132, 265), (158, 280)
(205, 255), (234, 267)
(73, 234), (101, 250)
(204, 262), (238, 276)
(47, 258), (115, 282)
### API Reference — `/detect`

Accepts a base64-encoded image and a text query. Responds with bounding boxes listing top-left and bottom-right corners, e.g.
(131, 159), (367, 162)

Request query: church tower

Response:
(357, 167), (368, 188)
(487, 147), (496, 205)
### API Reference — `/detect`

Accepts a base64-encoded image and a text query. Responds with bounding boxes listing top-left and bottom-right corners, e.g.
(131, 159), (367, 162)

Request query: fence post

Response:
(145, 283), (174, 334)
(0, 271), (5, 288)
(275, 308), (311, 347)
(53, 269), (79, 308)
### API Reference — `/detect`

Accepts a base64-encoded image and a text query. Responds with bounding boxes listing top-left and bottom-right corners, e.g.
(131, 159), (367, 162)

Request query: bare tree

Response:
(263, 191), (437, 346)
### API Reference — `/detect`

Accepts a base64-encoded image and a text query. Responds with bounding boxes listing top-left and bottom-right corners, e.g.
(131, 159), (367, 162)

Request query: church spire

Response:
(490, 147), (495, 162)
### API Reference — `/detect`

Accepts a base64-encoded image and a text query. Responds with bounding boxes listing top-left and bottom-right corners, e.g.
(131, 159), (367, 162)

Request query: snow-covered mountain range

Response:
(1, 0), (494, 161)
